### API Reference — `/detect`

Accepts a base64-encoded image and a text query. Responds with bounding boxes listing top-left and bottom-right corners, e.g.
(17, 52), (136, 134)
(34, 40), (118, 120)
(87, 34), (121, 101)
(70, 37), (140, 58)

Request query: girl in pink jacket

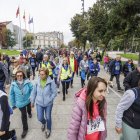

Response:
(68, 77), (107, 140)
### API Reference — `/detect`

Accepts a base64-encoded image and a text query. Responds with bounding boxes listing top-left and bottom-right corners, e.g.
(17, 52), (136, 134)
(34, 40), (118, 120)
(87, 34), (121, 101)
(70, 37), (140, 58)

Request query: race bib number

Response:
(87, 117), (105, 134)
(115, 65), (120, 71)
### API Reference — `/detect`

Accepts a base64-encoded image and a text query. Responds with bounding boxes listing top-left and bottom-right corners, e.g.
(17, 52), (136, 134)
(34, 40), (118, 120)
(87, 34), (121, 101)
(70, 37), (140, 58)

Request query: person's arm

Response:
(2, 63), (9, 84)
(67, 102), (82, 140)
(115, 90), (135, 129)
(123, 72), (132, 91)
(50, 80), (57, 100)
(0, 96), (10, 131)
(9, 85), (16, 108)
(98, 64), (100, 72)
(30, 83), (37, 106)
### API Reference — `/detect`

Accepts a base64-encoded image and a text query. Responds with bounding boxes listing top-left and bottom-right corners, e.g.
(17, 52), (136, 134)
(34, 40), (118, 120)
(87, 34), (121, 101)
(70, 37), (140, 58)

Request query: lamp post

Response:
(81, 0), (85, 16)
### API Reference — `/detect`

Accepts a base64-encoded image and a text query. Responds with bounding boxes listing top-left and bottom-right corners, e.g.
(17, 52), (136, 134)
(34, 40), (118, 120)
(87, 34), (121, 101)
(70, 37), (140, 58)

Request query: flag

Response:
(16, 6), (20, 18)
(28, 17), (33, 24)
(23, 11), (26, 21)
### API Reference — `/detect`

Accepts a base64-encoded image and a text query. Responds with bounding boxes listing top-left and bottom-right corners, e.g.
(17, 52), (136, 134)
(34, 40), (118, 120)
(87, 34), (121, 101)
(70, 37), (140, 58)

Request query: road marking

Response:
(108, 86), (122, 98)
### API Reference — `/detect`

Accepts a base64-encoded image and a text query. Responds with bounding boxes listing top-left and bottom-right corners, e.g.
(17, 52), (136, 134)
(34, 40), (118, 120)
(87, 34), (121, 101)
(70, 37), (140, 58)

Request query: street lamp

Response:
(81, 0), (85, 16)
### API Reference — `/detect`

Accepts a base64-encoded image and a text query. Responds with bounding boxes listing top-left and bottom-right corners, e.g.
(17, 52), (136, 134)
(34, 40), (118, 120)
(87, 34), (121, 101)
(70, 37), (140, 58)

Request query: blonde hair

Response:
(39, 67), (49, 76)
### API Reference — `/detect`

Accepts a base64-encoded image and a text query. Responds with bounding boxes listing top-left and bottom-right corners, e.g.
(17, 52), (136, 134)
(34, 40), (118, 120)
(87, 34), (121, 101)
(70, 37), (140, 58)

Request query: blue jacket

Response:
(9, 79), (33, 108)
(109, 60), (122, 75)
(30, 76), (57, 107)
(89, 62), (100, 75)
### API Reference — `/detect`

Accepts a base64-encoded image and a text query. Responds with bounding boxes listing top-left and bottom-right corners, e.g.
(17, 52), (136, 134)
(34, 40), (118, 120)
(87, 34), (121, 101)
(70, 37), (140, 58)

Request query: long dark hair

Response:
(86, 77), (107, 120)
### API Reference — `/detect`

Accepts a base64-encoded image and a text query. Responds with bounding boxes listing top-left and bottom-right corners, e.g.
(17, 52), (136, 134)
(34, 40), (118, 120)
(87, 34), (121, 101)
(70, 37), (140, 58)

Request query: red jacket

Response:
(68, 57), (78, 73)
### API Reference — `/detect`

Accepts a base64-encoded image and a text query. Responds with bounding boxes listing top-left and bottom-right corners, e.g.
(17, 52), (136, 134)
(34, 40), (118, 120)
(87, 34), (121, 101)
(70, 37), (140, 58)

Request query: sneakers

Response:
(28, 114), (32, 118)
(45, 130), (51, 139)
(21, 130), (28, 138)
(117, 88), (123, 92)
(41, 124), (46, 132)
(11, 129), (17, 140)
(63, 96), (65, 101)
(57, 89), (60, 94)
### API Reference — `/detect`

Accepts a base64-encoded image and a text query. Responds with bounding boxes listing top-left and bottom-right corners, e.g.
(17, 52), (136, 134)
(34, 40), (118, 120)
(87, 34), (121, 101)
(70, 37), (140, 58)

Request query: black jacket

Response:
(109, 60), (122, 75)
(123, 69), (140, 91)
(36, 52), (43, 61)
(0, 93), (10, 131)
(123, 62), (135, 77)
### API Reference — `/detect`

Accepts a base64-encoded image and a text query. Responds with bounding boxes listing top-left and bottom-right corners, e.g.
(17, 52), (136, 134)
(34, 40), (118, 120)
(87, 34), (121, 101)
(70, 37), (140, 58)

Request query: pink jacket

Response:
(103, 56), (109, 63)
(67, 88), (107, 140)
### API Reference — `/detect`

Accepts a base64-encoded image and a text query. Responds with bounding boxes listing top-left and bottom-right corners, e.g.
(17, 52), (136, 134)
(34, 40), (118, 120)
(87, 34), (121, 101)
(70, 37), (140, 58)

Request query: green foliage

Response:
(23, 34), (34, 48)
(120, 53), (138, 61)
(70, 0), (140, 54)
(0, 49), (20, 56)
(5, 29), (16, 48)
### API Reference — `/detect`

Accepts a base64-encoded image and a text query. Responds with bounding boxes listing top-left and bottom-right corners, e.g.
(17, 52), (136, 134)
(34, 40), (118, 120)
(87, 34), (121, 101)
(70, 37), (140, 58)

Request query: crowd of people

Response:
(0, 47), (140, 140)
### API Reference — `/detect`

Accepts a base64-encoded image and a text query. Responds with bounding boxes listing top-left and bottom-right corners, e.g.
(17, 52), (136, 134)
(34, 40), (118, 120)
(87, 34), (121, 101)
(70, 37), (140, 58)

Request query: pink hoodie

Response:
(67, 88), (107, 140)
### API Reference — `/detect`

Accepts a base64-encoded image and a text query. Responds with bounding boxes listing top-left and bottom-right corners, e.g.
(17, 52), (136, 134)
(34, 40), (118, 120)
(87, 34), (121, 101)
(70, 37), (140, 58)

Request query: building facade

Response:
(33, 31), (64, 49)
(0, 21), (27, 49)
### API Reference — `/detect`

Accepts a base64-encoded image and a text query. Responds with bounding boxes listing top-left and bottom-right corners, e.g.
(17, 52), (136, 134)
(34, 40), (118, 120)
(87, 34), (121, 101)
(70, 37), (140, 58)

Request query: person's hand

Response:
(115, 127), (122, 134)
(0, 131), (5, 136)
(31, 103), (34, 108)
(5, 84), (10, 89)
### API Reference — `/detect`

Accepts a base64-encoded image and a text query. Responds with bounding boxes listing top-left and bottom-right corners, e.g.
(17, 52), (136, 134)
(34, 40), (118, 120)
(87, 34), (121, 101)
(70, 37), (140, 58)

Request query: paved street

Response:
(9, 68), (123, 140)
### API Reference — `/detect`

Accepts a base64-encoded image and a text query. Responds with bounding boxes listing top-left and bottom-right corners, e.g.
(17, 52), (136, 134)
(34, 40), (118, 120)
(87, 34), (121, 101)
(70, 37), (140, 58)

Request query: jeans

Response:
(120, 121), (140, 140)
(19, 103), (31, 131)
(110, 74), (121, 89)
(37, 61), (42, 71)
(36, 104), (53, 131)
(0, 80), (5, 92)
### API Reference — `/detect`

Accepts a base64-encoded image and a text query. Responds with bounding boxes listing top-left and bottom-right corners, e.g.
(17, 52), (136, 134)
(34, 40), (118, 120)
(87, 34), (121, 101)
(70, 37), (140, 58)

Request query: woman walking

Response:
(58, 58), (72, 101)
(30, 67), (57, 139)
(9, 70), (33, 138)
(68, 77), (107, 140)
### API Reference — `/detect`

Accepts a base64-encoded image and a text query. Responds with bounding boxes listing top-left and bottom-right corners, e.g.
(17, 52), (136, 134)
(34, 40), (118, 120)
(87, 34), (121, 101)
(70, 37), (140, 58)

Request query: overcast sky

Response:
(0, 0), (96, 44)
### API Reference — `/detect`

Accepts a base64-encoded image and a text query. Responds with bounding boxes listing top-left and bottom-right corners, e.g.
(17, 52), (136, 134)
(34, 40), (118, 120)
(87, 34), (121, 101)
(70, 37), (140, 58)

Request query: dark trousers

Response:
(76, 65), (79, 76)
(37, 61), (42, 71)
(32, 67), (36, 77)
(61, 81), (69, 97)
(19, 103), (31, 131)
(70, 72), (75, 86)
(81, 78), (85, 88)
(110, 74), (121, 89)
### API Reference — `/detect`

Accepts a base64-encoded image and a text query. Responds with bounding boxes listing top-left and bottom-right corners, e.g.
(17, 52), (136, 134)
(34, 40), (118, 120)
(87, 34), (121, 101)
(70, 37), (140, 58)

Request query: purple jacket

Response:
(67, 88), (107, 140)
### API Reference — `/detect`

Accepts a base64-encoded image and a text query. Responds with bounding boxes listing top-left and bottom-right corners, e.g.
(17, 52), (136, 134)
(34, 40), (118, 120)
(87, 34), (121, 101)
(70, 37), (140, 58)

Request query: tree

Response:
(70, 13), (88, 51)
(4, 29), (16, 48)
(23, 34), (34, 48)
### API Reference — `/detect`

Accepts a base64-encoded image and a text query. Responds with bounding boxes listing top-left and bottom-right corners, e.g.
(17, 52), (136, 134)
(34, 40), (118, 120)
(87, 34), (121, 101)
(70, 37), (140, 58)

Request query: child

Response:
(89, 58), (100, 77)
(68, 77), (107, 140)
(0, 90), (16, 140)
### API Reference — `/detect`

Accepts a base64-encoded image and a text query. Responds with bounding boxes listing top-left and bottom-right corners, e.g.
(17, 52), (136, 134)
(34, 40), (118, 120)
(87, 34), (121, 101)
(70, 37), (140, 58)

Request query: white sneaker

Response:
(57, 89), (60, 93)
